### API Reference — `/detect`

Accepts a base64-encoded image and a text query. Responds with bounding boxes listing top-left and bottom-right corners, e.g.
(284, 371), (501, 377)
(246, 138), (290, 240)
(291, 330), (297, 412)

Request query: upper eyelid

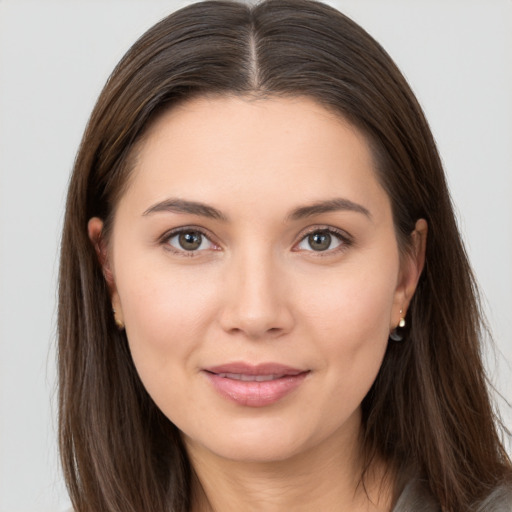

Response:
(159, 225), (216, 243)
(292, 226), (353, 255)
(159, 227), (219, 257)
(296, 225), (352, 242)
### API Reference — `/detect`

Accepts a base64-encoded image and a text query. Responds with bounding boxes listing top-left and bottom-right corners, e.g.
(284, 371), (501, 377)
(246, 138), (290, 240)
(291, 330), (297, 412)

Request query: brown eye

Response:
(179, 231), (202, 250)
(307, 232), (332, 251)
(167, 230), (213, 252)
(296, 229), (345, 253)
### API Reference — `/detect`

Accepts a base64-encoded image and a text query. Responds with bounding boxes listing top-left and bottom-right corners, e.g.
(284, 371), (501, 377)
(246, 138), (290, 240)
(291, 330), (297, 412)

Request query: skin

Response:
(89, 95), (427, 512)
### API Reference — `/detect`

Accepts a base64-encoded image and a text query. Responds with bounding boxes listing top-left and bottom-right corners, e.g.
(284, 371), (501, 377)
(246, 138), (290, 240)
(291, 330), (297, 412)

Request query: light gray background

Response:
(0, 1), (511, 510)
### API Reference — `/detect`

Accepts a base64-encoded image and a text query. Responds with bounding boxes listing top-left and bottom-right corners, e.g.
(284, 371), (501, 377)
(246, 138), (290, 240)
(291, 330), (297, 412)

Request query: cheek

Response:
(114, 260), (221, 387)
(297, 260), (397, 345)
(294, 257), (398, 397)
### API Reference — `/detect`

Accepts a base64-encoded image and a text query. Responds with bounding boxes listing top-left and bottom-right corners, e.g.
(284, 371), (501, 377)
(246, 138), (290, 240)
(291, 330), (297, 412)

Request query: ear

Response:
(88, 217), (124, 326)
(391, 218), (428, 328)
(88, 217), (113, 284)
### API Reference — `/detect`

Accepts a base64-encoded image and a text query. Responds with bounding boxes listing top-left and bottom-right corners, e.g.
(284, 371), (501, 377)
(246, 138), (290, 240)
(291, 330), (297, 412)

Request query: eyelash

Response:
(158, 225), (353, 257)
(159, 226), (218, 258)
(294, 226), (353, 257)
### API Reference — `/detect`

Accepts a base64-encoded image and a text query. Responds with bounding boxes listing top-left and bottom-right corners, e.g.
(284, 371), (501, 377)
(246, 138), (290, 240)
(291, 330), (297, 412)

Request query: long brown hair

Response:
(58, 1), (511, 510)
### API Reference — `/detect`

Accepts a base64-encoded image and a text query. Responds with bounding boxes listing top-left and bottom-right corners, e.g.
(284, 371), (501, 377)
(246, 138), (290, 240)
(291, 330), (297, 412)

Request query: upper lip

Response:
(204, 362), (307, 377)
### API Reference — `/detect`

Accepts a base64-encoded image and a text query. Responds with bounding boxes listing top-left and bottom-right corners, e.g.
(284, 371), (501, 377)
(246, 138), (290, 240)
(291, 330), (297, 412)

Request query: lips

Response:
(203, 363), (309, 407)
(215, 373), (290, 382)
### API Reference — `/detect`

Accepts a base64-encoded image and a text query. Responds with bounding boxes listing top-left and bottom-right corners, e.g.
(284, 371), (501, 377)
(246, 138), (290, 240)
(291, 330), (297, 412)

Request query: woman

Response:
(58, 1), (512, 510)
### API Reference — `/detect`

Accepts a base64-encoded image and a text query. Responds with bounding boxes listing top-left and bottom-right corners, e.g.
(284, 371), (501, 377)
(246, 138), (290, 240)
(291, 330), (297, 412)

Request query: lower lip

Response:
(204, 371), (309, 407)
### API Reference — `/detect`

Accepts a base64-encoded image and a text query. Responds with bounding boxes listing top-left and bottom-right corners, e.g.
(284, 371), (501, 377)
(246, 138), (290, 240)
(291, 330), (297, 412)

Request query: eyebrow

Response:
(142, 198), (228, 221)
(287, 198), (371, 221)
(142, 197), (371, 222)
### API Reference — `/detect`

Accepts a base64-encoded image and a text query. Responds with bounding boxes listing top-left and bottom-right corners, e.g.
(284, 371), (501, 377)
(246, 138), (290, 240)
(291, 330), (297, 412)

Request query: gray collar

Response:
(393, 480), (512, 512)
(392, 479), (440, 512)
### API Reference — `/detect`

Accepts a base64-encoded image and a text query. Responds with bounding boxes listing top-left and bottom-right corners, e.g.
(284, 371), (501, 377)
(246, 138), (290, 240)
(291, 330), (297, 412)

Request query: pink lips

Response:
(203, 363), (309, 407)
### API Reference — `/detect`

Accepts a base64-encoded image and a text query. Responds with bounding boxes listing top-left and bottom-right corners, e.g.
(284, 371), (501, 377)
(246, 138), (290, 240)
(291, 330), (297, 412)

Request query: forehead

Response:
(118, 95), (390, 220)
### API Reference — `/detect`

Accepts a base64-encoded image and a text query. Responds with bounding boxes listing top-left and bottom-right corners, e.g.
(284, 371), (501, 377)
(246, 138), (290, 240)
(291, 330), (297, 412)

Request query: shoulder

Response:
(393, 480), (512, 512)
(475, 485), (512, 512)
(392, 479), (440, 512)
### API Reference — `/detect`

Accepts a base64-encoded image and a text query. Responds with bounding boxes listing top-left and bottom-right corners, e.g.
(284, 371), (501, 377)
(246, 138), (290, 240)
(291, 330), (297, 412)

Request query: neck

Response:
(185, 416), (393, 512)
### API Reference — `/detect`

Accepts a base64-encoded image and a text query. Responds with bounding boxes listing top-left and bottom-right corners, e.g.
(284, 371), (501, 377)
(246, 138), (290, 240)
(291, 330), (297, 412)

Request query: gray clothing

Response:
(64, 479), (512, 511)
(393, 479), (441, 511)
(394, 479), (512, 512)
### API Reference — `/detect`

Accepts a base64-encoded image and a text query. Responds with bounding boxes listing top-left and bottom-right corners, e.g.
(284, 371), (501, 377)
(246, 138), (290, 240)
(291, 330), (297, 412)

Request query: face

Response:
(90, 96), (424, 464)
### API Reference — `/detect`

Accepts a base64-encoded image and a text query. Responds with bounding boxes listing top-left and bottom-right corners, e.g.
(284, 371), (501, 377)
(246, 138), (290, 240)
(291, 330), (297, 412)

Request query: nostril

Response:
(217, 277), (295, 338)
(228, 326), (282, 336)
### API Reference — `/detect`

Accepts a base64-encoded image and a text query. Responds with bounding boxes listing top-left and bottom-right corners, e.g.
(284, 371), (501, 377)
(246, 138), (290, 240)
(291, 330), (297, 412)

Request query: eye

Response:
(166, 229), (215, 252)
(296, 229), (347, 252)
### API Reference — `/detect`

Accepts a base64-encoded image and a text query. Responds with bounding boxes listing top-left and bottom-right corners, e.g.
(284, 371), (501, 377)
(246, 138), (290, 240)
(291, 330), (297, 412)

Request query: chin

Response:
(196, 436), (309, 464)
(181, 410), (359, 466)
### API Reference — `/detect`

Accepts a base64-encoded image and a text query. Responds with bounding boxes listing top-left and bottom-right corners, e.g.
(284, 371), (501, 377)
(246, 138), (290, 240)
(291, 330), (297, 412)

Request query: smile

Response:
(216, 373), (295, 382)
(203, 363), (309, 407)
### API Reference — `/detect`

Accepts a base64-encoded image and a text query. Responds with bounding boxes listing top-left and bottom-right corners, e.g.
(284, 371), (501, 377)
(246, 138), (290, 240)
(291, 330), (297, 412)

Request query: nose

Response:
(218, 250), (294, 340)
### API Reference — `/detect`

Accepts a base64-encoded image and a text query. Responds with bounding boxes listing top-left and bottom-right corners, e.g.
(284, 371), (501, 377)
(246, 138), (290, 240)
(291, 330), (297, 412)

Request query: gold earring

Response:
(112, 308), (125, 330)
